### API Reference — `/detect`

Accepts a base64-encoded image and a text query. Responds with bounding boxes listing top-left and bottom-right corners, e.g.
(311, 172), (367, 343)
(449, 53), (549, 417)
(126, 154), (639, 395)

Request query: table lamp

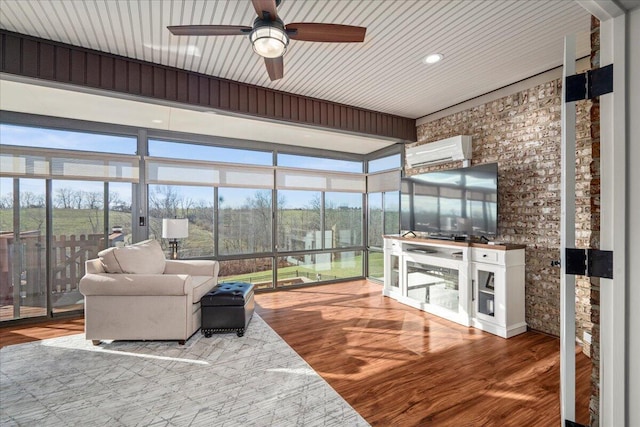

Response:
(162, 218), (188, 259)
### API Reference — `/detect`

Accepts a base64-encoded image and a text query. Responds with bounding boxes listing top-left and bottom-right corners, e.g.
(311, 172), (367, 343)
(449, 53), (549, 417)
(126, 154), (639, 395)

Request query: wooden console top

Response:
(383, 235), (526, 251)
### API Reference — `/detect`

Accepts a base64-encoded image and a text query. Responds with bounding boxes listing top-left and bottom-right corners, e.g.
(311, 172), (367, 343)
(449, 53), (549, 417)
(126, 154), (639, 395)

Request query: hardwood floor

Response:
(0, 280), (591, 426)
(0, 315), (84, 348)
(255, 280), (591, 426)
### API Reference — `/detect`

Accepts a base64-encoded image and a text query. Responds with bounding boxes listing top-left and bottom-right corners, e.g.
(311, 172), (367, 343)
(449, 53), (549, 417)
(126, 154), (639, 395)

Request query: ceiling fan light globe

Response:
(250, 25), (289, 58)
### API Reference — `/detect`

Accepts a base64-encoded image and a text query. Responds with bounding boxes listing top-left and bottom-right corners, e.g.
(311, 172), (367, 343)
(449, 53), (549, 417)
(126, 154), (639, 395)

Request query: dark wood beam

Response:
(0, 30), (416, 142)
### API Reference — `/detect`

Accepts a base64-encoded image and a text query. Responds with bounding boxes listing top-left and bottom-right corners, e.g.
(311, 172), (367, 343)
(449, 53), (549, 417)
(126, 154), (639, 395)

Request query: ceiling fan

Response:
(167, 0), (366, 81)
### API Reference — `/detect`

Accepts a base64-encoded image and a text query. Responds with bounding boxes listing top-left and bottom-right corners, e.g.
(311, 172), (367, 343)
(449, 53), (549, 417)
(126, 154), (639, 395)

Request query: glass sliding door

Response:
(51, 180), (106, 313)
(50, 181), (133, 314)
(0, 178), (47, 321)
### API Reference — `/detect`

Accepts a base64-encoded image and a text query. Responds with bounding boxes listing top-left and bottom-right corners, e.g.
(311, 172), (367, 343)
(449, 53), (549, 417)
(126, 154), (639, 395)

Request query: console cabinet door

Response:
(383, 239), (402, 296)
(472, 262), (505, 326)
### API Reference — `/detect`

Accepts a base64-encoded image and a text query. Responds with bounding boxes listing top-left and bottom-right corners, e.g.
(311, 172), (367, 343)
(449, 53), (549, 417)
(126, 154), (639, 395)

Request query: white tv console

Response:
(383, 235), (526, 338)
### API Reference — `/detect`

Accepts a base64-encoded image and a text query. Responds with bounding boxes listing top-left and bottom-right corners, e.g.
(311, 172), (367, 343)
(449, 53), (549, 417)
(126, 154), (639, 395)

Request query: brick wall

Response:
(413, 80), (594, 338)
(589, 15), (601, 427)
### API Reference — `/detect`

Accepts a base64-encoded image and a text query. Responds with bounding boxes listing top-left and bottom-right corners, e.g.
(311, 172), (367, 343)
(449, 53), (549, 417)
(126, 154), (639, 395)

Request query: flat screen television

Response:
(401, 162), (498, 239)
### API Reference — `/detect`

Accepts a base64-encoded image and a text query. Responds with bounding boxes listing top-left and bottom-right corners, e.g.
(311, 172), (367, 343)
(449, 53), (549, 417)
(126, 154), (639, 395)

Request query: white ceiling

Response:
(0, 0), (598, 120)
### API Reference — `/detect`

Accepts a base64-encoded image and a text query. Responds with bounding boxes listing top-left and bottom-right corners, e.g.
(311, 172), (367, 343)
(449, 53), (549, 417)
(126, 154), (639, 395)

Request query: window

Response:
(368, 193), (383, 248)
(2, 119), (379, 310)
(368, 169), (400, 248)
(278, 153), (362, 173)
(368, 153), (401, 173)
(325, 192), (362, 248)
(218, 257), (274, 290)
(0, 124), (136, 154)
(384, 191), (400, 235)
(277, 190), (321, 252)
(149, 140), (272, 165)
(276, 250), (363, 287)
(218, 188), (272, 255)
(50, 180), (132, 314)
(148, 185), (214, 258)
(1, 124), (138, 321)
(0, 178), (47, 320)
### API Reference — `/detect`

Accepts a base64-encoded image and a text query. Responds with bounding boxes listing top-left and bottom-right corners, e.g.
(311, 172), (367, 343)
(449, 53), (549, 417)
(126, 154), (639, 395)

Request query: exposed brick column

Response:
(589, 15), (601, 427)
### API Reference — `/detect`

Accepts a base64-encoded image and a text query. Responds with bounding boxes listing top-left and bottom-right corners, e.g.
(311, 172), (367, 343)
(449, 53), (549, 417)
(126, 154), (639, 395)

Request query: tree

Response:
(149, 185), (180, 217)
(108, 191), (130, 212)
(246, 190), (272, 252)
(54, 187), (74, 208)
(1, 191), (44, 208)
(180, 197), (195, 221)
(72, 190), (83, 209)
(84, 191), (103, 210)
(0, 192), (12, 209)
(195, 200), (214, 232)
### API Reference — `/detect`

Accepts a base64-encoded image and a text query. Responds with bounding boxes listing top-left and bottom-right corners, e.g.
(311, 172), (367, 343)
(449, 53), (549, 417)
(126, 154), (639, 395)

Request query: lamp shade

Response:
(162, 218), (189, 239)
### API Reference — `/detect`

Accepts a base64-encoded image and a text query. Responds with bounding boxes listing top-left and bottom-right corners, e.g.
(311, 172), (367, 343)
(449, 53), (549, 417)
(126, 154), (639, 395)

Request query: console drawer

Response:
(471, 248), (502, 264)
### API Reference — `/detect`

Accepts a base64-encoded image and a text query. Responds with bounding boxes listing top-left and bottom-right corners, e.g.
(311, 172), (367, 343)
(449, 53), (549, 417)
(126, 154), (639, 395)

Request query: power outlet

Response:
(583, 331), (592, 344)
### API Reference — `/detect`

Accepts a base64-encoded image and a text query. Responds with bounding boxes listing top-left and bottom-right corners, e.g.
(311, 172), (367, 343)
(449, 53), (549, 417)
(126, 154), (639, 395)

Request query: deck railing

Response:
(51, 234), (103, 294)
(0, 232), (103, 311)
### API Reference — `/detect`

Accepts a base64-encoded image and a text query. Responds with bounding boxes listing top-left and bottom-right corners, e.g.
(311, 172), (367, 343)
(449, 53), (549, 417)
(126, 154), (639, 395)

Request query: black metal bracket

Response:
(565, 248), (613, 279)
(565, 420), (588, 427)
(565, 64), (613, 102)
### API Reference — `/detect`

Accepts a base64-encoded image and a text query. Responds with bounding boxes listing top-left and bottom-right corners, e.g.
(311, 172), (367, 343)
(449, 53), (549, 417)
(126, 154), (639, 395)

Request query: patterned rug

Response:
(0, 314), (369, 427)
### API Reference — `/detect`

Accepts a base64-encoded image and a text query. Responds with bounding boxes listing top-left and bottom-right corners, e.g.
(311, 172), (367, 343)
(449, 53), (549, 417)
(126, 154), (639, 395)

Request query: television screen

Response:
(401, 163), (498, 238)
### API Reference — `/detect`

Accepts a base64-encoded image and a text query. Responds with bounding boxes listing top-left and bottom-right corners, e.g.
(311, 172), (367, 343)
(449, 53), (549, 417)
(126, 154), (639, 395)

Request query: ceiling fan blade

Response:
(264, 57), (284, 81)
(167, 25), (251, 36)
(286, 23), (366, 43)
(252, 0), (278, 21)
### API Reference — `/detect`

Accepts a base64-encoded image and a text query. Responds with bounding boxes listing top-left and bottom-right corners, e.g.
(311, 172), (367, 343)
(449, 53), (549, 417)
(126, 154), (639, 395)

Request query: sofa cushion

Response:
(98, 239), (166, 274)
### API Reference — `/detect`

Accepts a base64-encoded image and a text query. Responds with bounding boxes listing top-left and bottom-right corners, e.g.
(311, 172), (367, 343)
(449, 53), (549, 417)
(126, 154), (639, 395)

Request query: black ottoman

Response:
(201, 282), (255, 337)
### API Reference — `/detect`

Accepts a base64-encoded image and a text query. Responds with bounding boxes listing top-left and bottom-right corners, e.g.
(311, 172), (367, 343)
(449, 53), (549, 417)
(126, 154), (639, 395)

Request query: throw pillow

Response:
(98, 247), (123, 273)
(114, 239), (166, 274)
(98, 239), (166, 274)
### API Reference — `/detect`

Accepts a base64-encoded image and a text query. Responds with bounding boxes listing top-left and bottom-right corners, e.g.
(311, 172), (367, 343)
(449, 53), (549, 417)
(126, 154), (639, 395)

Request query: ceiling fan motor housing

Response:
(250, 17), (289, 58)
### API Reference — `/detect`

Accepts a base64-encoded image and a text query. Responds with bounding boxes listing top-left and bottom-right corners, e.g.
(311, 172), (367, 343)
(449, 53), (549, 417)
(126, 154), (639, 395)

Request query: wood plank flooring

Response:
(255, 280), (591, 426)
(0, 280), (591, 426)
(0, 316), (84, 348)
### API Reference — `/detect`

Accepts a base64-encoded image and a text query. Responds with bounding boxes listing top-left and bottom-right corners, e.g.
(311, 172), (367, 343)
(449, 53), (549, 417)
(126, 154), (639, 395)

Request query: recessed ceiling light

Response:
(423, 53), (444, 64)
(151, 119), (163, 124)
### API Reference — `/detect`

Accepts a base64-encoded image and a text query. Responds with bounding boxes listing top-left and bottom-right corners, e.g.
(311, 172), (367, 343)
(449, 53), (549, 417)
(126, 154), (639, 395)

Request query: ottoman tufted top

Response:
(201, 282), (255, 306)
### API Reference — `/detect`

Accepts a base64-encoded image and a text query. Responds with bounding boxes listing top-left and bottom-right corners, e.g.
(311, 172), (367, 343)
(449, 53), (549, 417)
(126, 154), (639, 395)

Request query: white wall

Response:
(627, 6), (640, 425)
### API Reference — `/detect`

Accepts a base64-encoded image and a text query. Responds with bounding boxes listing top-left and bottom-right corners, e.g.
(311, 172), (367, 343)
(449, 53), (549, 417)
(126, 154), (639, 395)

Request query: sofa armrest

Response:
(164, 260), (219, 278)
(79, 273), (192, 297)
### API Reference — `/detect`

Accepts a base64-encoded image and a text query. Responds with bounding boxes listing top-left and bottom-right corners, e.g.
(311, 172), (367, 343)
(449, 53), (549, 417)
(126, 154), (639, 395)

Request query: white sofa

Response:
(79, 239), (219, 345)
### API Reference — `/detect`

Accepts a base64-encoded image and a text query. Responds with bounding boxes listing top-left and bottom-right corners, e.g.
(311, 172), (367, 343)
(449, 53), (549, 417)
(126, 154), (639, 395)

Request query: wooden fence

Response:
(0, 232), (103, 307)
(0, 231), (44, 305)
(51, 234), (103, 294)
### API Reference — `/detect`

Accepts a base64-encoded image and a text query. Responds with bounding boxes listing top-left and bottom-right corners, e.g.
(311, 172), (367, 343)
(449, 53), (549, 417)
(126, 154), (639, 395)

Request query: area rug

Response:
(0, 314), (369, 427)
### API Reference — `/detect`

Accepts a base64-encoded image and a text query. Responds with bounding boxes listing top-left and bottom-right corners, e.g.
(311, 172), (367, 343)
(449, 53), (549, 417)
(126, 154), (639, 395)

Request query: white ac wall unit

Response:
(405, 135), (472, 168)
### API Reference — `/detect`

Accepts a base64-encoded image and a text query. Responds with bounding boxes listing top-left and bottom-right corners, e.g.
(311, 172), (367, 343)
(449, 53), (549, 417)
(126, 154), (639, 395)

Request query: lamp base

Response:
(169, 240), (179, 260)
